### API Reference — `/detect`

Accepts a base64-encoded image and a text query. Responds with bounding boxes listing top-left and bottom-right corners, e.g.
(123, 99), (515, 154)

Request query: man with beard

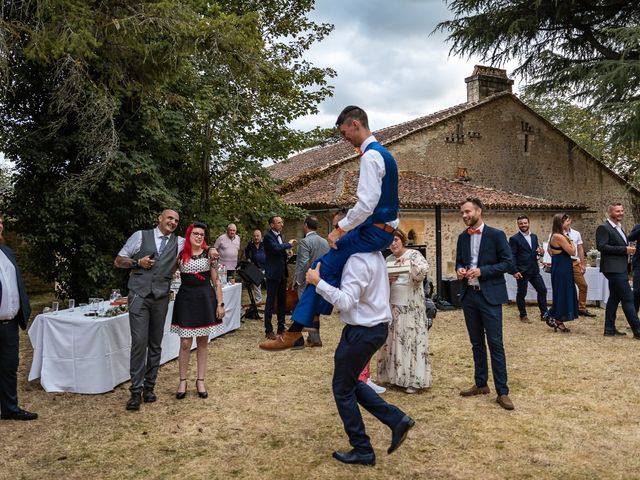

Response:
(509, 215), (548, 323)
(456, 198), (515, 410)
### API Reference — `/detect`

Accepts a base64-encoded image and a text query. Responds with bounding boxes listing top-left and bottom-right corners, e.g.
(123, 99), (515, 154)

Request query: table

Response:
(28, 283), (242, 394)
(505, 267), (609, 306)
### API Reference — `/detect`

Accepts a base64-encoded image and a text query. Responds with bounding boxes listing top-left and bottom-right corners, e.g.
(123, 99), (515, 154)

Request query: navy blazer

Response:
(627, 223), (640, 268)
(596, 221), (630, 274)
(0, 244), (32, 330)
(508, 232), (541, 275)
(263, 230), (292, 281)
(455, 225), (514, 305)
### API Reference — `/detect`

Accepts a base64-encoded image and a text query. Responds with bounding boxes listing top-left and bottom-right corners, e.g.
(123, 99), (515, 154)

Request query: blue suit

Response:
(263, 230), (293, 334)
(291, 141), (398, 327)
(456, 225), (513, 396)
(508, 232), (547, 319)
(0, 244), (32, 417)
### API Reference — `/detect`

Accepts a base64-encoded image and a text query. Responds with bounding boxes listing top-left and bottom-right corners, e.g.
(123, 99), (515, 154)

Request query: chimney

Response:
(465, 65), (514, 103)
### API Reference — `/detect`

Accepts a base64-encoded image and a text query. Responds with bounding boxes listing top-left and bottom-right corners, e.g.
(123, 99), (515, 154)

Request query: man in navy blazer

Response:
(456, 198), (515, 410)
(596, 203), (640, 338)
(508, 215), (548, 323)
(0, 216), (37, 421)
(262, 216), (297, 339)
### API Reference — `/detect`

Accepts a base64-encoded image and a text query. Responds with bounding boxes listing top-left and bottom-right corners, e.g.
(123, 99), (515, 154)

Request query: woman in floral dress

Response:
(377, 229), (432, 393)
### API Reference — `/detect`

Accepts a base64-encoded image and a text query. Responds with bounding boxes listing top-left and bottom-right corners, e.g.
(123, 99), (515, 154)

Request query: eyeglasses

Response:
(191, 232), (205, 237)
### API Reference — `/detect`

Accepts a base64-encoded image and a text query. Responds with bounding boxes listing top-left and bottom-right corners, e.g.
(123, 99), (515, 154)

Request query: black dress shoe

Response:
(126, 392), (142, 411)
(142, 389), (157, 403)
(388, 415), (415, 454)
(1, 408), (38, 421)
(332, 449), (375, 466)
(604, 330), (627, 336)
(579, 310), (597, 317)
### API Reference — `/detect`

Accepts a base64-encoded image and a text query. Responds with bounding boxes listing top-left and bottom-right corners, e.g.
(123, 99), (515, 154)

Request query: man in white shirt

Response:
(306, 251), (414, 466)
(0, 215), (37, 421)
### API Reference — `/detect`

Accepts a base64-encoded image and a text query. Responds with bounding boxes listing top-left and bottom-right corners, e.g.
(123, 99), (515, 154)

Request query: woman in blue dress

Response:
(546, 214), (579, 332)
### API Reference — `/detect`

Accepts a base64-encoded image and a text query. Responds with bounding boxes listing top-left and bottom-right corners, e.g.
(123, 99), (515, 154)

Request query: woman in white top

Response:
(377, 229), (432, 393)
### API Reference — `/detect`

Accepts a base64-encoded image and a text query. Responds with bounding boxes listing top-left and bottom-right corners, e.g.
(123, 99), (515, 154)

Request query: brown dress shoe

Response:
(259, 331), (304, 351)
(496, 395), (515, 410)
(459, 385), (490, 397)
(305, 339), (323, 347)
(520, 316), (532, 323)
(265, 331), (277, 340)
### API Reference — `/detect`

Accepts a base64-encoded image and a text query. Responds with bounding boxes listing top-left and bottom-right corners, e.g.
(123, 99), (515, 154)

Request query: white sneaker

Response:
(366, 379), (386, 394)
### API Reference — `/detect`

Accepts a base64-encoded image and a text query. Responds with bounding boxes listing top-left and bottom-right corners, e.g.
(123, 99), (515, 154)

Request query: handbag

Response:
(274, 281), (299, 314)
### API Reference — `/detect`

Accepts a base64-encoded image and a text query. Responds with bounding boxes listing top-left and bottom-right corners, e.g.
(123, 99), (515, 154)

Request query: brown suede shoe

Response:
(265, 331), (277, 340)
(305, 339), (323, 347)
(496, 395), (515, 410)
(259, 331), (304, 351)
(520, 316), (532, 323)
(459, 385), (490, 397)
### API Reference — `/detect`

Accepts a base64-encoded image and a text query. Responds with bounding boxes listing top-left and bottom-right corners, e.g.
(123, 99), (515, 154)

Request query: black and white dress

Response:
(171, 252), (223, 337)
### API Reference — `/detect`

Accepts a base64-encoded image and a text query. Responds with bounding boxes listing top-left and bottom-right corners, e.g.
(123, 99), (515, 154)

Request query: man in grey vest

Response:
(293, 215), (330, 346)
(115, 209), (184, 411)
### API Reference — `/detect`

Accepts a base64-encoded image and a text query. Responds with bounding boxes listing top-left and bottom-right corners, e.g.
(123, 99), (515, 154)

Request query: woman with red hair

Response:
(171, 222), (225, 399)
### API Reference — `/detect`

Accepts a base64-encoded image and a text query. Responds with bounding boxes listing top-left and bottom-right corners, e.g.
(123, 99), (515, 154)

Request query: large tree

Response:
(437, 0), (640, 151)
(0, 0), (333, 299)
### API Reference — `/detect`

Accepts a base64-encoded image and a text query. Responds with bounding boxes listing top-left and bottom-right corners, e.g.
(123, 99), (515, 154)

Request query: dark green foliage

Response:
(436, 0), (640, 151)
(0, 0), (333, 299)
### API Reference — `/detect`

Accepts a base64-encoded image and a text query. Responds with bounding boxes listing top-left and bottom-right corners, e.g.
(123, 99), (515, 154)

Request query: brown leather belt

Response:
(373, 223), (396, 234)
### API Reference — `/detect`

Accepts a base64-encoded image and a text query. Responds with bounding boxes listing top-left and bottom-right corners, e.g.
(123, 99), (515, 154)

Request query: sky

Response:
(290, 0), (520, 133)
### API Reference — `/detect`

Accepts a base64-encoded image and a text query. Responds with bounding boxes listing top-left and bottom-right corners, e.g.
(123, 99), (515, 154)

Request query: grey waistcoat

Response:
(128, 229), (178, 299)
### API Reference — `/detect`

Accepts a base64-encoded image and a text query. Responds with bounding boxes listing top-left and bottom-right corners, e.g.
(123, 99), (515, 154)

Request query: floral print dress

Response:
(377, 249), (432, 389)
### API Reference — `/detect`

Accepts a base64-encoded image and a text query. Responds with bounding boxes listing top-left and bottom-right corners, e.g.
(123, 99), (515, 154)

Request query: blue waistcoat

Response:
(363, 141), (399, 225)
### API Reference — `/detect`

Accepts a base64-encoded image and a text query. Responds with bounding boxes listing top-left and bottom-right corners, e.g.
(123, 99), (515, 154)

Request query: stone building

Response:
(268, 66), (640, 276)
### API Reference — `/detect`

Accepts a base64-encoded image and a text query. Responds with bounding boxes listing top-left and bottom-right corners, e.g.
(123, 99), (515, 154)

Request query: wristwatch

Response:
(131, 259), (139, 268)
(218, 302), (225, 307)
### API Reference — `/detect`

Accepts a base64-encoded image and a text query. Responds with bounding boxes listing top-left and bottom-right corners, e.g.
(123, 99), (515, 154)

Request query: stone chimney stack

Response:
(465, 65), (514, 103)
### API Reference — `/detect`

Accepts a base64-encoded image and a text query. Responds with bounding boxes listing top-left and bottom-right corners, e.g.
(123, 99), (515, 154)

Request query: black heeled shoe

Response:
(554, 320), (570, 333)
(544, 312), (556, 329)
(176, 379), (187, 400)
(196, 378), (208, 399)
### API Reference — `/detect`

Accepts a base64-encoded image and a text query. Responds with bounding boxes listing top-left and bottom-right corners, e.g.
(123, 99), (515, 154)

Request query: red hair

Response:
(181, 223), (208, 264)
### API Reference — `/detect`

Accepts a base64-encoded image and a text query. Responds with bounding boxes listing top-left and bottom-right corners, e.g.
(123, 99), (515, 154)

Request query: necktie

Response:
(159, 236), (168, 254)
(467, 228), (481, 235)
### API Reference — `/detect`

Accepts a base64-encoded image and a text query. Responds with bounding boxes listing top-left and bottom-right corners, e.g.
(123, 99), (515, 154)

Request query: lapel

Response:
(608, 222), (627, 245)
(477, 226), (489, 263)
(461, 231), (471, 263)
(519, 232), (532, 251)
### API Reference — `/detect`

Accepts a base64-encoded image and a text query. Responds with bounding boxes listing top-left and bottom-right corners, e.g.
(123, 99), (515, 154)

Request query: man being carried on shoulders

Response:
(260, 105), (399, 351)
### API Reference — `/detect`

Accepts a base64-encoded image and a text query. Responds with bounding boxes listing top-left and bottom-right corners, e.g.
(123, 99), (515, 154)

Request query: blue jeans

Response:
(291, 224), (393, 327)
(462, 289), (509, 396)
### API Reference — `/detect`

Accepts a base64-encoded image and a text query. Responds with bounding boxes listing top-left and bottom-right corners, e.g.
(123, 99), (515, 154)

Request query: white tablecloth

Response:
(505, 267), (609, 305)
(28, 283), (242, 394)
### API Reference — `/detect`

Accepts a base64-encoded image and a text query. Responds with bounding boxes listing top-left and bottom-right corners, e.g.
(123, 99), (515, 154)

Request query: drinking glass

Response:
(68, 299), (75, 312)
(97, 298), (105, 316)
(52, 301), (59, 315)
(89, 298), (99, 316)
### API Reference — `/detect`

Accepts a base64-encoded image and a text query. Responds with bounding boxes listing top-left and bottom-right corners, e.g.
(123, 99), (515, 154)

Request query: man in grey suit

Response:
(0, 215), (37, 421)
(596, 203), (640, 339)
(293, 215), (330, 346)
(115, 209), (184, 410)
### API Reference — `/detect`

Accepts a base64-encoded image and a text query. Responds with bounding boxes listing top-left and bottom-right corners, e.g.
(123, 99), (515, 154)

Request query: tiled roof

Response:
(282, 171), (588, 211)
(268, 92), (510, 184)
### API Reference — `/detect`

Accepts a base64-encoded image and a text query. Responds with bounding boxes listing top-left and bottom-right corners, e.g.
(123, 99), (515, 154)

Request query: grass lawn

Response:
(3, 300), (640, 480)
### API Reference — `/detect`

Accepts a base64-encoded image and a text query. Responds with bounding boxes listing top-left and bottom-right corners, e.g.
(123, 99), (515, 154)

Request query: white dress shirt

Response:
(316, 252), (391, 327)
(0, 249), (20, 320)
(337, 135), (399, 232)
(607, 218), (628, 244)
(118, 227), (185, 258)
(468, 223), (485, 287)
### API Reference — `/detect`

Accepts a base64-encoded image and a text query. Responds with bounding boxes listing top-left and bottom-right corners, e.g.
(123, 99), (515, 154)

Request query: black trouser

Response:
(604, 272), (640, 334)
(333, 323), (405, 453)
(515, 272), (548, 318)
(0, 318), (20, 416)
(264, 277), (287, 334)
(633, 268), (640, 313)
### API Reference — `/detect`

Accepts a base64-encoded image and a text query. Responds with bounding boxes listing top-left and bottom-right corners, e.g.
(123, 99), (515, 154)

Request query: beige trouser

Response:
(572, 261), (588, 311)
